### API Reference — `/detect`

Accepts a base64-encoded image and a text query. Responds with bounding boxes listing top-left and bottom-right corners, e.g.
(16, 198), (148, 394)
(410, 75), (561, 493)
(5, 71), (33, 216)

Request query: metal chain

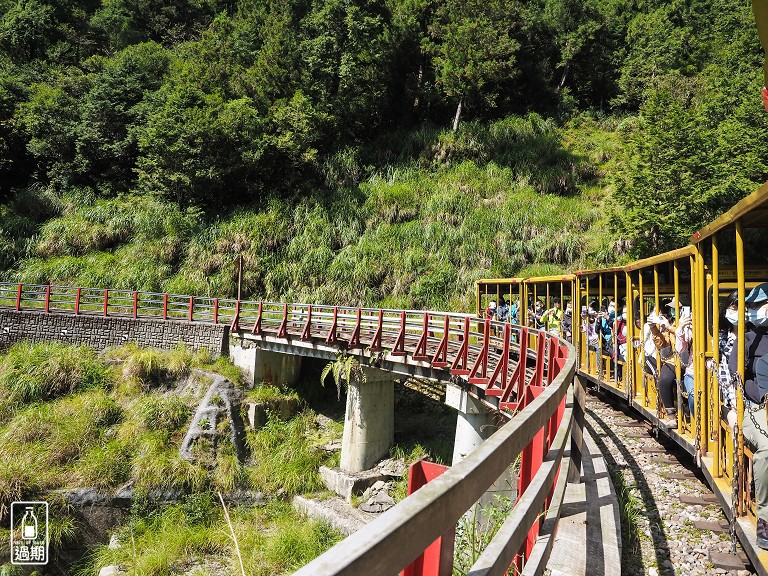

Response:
(735, 371), (768, 438)
(596, 350), (603, 395)
(694, 388), (702, 467)
(731, 422), (740, 554)
(709, 369), (716, 442)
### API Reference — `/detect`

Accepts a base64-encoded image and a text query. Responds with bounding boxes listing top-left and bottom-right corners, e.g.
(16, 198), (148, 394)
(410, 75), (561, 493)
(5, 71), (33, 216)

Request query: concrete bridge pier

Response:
(340, 367), (395, 473)
(447, 384), (516, 519)
(229, 345), (302, 387)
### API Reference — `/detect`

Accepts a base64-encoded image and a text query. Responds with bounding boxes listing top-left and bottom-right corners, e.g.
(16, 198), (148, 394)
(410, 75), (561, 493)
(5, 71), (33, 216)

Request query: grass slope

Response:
(9, 114), (626, 312)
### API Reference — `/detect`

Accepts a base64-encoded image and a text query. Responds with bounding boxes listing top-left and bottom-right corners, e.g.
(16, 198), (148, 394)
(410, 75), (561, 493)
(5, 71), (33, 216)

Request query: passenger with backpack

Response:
(615, 305), (628, 362)
(729, 282), (768, 549)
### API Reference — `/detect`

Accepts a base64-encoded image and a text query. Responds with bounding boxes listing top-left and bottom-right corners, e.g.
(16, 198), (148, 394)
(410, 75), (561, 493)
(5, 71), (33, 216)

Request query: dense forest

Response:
(0, 0), (767, 308)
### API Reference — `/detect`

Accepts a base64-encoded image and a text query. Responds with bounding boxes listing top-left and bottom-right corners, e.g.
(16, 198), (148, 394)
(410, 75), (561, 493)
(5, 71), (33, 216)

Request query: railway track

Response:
(587, 387), (755, 576)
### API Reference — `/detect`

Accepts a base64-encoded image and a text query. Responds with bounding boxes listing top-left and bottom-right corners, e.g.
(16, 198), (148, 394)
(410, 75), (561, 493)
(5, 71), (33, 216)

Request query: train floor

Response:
(586, 387), (756, 576)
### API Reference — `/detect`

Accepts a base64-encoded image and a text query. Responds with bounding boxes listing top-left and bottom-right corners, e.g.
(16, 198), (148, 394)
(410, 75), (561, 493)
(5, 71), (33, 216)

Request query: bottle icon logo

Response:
(21, 507), (37, 540)
(10, 501), (48, 565)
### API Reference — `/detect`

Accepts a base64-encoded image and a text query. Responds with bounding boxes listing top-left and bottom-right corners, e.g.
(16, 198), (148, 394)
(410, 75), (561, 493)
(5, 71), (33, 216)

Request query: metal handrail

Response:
(292, 340), (578, 576)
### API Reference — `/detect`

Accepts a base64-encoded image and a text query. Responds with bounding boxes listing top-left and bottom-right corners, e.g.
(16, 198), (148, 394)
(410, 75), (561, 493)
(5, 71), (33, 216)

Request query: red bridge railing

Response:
(0, 282), (580, 575)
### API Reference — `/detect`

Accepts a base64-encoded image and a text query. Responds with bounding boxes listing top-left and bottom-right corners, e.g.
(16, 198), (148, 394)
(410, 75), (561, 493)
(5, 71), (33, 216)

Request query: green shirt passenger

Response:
(541, 298), (564, 337)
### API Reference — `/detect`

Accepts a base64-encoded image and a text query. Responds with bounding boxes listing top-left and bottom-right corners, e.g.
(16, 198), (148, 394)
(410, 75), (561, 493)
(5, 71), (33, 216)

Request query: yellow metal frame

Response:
(473, 179), (768, 557)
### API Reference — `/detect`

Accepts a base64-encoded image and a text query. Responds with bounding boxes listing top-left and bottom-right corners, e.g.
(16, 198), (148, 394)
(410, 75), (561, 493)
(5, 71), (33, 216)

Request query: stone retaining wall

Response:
(0, 309), (228, 356)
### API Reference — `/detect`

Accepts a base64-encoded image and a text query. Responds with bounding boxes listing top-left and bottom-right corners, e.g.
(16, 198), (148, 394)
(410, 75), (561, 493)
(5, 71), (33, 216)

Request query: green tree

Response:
(614, 73), (768, 256)
(74, 42), (170, 195)
(135, 84), (265, 207)
(425, 0), (520, 130)
(300, 0), (394, 137)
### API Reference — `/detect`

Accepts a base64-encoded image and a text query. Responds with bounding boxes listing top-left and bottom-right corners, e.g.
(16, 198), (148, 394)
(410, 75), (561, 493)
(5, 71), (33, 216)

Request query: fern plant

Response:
(320, 354), (366, 399)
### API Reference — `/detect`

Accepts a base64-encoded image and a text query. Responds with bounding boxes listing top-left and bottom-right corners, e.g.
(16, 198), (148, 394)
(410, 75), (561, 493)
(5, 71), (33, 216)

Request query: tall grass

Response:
(0, 342), (111, 421)
(0, 342), (251, 520)
(86, 499), (343, 576)
(245, 411), (332, 495)
(10, 113), (625, 311)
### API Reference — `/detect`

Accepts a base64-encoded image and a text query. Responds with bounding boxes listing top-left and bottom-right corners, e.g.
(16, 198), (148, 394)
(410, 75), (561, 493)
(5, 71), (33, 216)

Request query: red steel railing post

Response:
(251, 301), (262, 334)
(450, 317), (470, 375)
(103, 289), (109, 317)
(188, 296), (194, 322)
(391, 311), (407, 356)
(349, 308), (362, 348)
(213, 298), (219, 324)
(431, 315), (450, 367)
(516, 382), (547, 566)
(45, 284), (50, 313)
(75, 287), (81, 315)
(530, 331), (547, 388)
(326, 306), (339, 344)
(230, 300), (240, 331)
(277, 303), (289, 338)
(412, 312), (430, 360)
(487, 322), (511, 393)
(15, 283), (21, 311)
(370, 309), (383, 351)
(302, 305), (313, 340)
(163, 293), (168, 320)
(133, 291), (138, 318)
(468, 318), (491, 384)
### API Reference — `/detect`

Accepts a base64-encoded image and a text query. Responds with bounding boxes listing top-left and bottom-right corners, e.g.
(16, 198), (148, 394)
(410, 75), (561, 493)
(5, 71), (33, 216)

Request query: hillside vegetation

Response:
(0, 0), (767, 307)
(0, 341), (346, 574)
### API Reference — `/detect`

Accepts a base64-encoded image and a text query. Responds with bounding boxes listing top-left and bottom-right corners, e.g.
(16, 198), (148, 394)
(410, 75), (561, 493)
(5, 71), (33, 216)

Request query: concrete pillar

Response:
(340, 367), (395, 473)
(229, 345), (302, 387)
(446, 384), (517, 526)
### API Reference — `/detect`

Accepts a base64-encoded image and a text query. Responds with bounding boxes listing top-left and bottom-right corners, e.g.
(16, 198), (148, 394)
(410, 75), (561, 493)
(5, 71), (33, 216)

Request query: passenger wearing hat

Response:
(729, 281), (768, 549)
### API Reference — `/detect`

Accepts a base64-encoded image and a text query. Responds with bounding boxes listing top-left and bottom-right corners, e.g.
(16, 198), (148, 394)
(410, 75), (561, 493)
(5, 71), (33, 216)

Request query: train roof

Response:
(624, 245), (695, 270)
(691, 180), (768, 244)
(522, 274), (576, 283)
(574, 266), (625, 276)
(476, 278), (525, 285)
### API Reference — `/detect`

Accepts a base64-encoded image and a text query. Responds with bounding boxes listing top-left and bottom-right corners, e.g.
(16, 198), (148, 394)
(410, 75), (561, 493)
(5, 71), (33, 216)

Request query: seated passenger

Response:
(728, 282), (768, 549)
(497, 299), (509, 323)
(644, 308), (678, 428)
(712, 291), (739, 429)
(486, 300), (497, 320)
(599, 307), (613, 356)
(510, 300), (520, 324)
(562, 300), (573, 342)
(675, 311), (694, 417)
(615, 305), (628, 362)
(541, 298), (564, 337)
(583, 310), (599, 352)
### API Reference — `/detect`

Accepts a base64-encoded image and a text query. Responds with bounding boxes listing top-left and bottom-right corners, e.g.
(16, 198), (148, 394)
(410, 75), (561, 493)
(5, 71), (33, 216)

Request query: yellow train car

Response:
(573, 267), (627, 384)
(477, 180), (768, 573)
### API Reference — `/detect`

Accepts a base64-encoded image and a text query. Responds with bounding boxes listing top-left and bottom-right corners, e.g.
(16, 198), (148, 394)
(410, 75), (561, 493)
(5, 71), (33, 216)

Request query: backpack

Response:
(616, 320), (627, 345)
(754, 350), (768, 401)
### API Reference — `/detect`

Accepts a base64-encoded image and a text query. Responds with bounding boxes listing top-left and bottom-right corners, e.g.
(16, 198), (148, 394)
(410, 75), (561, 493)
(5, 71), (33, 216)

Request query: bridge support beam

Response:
(340, 367), (395, 473)
(229, 344), (302, 387)
(447, 384), (516, 519)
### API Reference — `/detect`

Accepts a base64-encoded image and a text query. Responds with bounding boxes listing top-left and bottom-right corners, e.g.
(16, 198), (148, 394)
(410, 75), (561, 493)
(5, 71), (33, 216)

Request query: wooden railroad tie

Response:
(641, 445), (667, 453)
(616, 421), (646, 427)
(708, 550), (750, 571)
(692, 519), (729, 533)
(653, 456), (679, 464)
(679, 494), (719, 505)
(664, 472), (695, 480)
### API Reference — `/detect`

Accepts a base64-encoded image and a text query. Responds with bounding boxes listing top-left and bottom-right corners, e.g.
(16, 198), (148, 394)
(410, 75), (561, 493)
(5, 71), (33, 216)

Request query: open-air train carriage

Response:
(477, 180), (768, 574)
